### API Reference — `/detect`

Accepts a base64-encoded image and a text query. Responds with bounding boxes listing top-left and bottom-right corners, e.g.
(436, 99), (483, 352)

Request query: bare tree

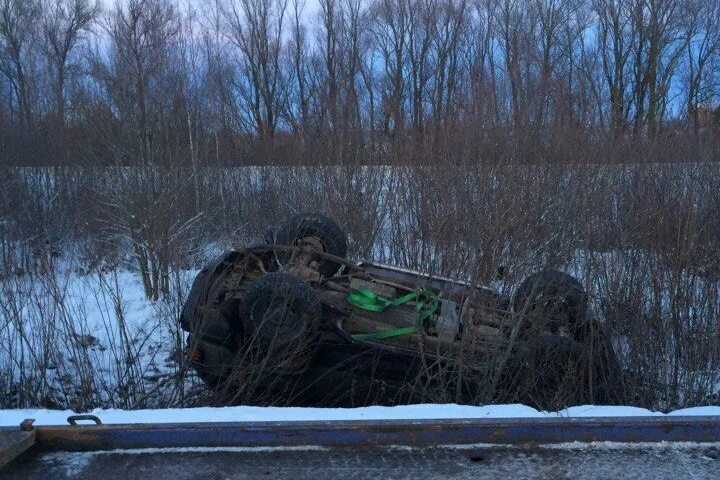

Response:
(643, 0), (687, 133)
(494, 0), (529, 127)
(42, 0), (98, 124)
(468, 0), (500, 125)
(593, 0), (634, 131)
(405, 0), (434, 134)
(557, 0), (594, 126)
(371, 0), (408, 136)
(96, 0), (180, 165)
(532, 0), (565, 128)
(0, 0), (41, 129)
(340, 0), (366, 130)
(317, 0), (341, 128)
(683, 0), (720, 132)
(431, 0), (468, 130)
(628, 0), (687, 133)
(0, 0), (717, 166)
(223, 0), (288, 141)
(288, 0), (311, 131)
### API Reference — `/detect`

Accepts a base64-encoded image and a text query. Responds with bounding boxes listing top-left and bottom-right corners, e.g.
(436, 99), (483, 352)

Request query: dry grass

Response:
(2, 161), (718, 411)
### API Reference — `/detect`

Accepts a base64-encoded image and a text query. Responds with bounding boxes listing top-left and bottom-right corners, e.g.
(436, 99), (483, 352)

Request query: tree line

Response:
(0, 0), (719, 166)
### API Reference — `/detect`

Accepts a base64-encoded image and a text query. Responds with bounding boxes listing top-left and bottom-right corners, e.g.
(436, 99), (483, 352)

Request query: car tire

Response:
(509, 332), (618, 408)
(513, 270), (588, 341)
(241, 272), (321, 365)
(275, 213), (348, 277)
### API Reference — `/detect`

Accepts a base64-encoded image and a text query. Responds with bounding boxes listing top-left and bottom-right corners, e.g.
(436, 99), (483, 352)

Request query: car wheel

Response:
(513, 270), (588, 342)
(505, 332), (612, 409)
(241, 272), (321, 368)
(275, 213), (348, 277)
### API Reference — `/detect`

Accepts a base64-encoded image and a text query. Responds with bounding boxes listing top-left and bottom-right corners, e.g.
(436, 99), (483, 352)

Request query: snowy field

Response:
(0, 263), (202, 410)
(2, 403), (720, 427)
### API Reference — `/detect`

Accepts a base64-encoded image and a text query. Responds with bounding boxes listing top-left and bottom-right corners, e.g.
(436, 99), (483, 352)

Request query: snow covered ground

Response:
(2, 403), (720, 426)
(0, 263), (201, 410)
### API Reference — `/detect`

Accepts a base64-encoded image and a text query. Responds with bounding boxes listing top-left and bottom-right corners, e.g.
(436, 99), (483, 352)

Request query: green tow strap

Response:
(347, 288), (439, 340)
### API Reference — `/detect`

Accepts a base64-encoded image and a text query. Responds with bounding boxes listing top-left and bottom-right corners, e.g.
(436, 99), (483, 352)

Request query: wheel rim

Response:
(296, 235), (326, 252)
(249, 294), (303, 346)
(525, 293), (573, 337)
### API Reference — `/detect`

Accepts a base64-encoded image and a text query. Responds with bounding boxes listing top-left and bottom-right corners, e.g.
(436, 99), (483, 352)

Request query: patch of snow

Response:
(41, 452), (93, 477)
(439, 441), (720, 450)
(554, 405), (665, 417)
(2, 403), (720, 427)
(72, 446), (330, 455)
(0, 265), (199, 409)
(668, 406), (720, 416)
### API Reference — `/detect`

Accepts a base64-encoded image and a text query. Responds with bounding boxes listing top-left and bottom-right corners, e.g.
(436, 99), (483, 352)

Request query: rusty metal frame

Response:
(2, 416), (718, 453)
(0, 420), (36, 468)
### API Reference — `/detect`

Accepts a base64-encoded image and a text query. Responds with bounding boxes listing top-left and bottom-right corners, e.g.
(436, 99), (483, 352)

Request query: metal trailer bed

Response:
(3, 415), (720, 478)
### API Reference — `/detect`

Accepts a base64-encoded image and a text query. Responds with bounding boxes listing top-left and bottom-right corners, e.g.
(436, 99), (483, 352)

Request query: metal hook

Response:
(67, 414), (103, 426)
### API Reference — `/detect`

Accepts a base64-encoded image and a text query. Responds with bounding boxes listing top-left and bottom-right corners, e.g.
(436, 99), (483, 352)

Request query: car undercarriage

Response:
(180, 213), (619, 409)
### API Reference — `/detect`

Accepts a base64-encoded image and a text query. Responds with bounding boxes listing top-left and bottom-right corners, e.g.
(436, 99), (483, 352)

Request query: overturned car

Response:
(180, 214), (618, 409)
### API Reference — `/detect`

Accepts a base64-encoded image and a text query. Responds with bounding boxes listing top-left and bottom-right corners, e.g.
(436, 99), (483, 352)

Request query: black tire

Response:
(508, 331), (619, 408)
(513, 270), (588, 341)
(275, 213), (347, 277)
(241, 272), (321, 357)
(506, 333), (591, 409)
